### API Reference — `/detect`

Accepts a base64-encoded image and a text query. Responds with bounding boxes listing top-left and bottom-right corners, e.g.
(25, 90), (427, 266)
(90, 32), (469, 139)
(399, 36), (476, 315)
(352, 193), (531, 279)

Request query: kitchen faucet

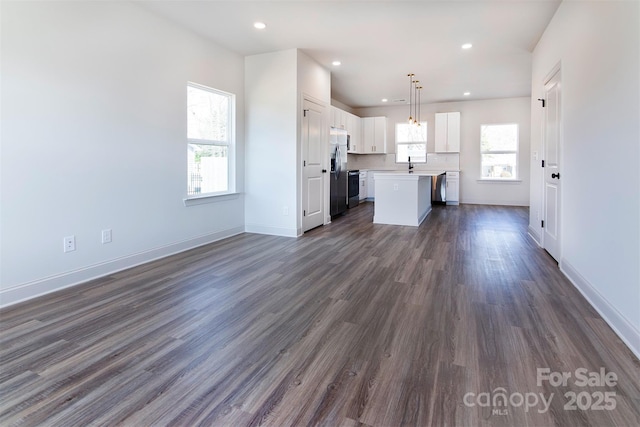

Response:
(408, 156), (414, 173)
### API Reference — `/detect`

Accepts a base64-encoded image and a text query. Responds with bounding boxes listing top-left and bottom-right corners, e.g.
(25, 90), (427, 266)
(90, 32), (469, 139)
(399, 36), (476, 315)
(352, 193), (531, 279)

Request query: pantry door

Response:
(543, 68), (561, 261)
(302, 98), (325, 232)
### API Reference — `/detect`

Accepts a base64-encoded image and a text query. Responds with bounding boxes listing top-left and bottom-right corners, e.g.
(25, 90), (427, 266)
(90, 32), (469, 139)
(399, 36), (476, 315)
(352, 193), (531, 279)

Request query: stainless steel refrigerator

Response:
(330, 127), (348, 217)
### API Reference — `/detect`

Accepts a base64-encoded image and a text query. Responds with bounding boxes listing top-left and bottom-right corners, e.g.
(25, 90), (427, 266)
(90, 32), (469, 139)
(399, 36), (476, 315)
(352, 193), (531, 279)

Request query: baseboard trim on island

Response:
(374, 205), (432, 227)
(416, 205), (432, 226)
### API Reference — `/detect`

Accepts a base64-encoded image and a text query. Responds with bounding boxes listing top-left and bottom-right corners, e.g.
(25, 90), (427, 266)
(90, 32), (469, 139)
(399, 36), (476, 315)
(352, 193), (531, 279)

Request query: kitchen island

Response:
(373, 171), (445, 226)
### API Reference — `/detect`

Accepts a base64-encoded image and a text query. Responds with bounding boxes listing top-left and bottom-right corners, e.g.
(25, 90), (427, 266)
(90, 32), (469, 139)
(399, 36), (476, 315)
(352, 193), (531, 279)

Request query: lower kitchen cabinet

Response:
(359, 171), (367, 200)
(367, 171), (376, 200)
(446, 171), (459, 205)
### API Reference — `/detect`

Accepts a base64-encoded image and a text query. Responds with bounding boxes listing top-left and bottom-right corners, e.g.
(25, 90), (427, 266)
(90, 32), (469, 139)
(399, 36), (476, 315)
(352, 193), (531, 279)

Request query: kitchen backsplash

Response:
(347, 153), (460, 171)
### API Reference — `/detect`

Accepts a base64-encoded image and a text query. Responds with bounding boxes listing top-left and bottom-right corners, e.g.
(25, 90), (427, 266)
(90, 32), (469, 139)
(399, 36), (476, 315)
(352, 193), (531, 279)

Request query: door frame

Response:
(300, 94), (328, 233)
(540, 63), (562, 260)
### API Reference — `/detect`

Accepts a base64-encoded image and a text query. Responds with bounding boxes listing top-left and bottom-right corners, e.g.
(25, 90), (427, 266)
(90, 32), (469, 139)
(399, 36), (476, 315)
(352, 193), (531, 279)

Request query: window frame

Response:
(395, 121), (428, 164)
(186, 82), (236, 200)
(479, 123), (519, 181)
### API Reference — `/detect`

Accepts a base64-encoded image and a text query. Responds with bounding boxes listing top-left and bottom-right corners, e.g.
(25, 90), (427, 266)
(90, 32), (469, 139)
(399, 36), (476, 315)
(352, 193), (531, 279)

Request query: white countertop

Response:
(361, 168), (459, 173)
(373, 170), (446, 177)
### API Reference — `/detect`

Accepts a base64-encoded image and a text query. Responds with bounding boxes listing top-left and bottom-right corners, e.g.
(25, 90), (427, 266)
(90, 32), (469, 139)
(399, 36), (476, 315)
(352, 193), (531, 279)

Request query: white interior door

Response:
(543, 69), (561, 261)
(302, 99), (325, 232)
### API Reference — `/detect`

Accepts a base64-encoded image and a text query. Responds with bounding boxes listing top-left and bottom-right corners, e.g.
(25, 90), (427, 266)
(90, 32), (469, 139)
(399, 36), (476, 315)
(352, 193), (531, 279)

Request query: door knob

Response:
(551, 173), (560, 179)
(322, 169), (327, 173)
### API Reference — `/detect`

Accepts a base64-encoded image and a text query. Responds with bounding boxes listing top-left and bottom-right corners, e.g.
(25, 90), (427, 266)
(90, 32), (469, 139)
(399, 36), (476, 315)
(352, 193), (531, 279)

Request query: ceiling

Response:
(139, 0), (561, 108)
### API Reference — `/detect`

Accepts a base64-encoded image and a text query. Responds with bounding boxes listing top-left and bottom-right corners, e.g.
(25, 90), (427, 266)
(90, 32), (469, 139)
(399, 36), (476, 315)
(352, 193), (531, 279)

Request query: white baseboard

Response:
(528, 225), (542, 246)
(0, 226), (245, 309)
(560, 258), (640, 359)
(461, 198), (529, 207)
(244, 224), (299, 238)
(417, 205), (432, 226)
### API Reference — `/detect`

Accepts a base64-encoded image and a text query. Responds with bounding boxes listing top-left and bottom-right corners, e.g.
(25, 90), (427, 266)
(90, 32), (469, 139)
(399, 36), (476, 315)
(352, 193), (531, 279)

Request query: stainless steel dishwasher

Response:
(431, 173), (446, 204)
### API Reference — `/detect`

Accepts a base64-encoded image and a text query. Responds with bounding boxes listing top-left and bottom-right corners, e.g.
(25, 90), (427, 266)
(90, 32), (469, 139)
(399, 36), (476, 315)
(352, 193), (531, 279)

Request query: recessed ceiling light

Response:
(253, 22), (266, 30)
(381, 98), (388, 103)
(464, 92), (471, 96)
(332, 60), (341, 66)
(462, 43), (473, 49)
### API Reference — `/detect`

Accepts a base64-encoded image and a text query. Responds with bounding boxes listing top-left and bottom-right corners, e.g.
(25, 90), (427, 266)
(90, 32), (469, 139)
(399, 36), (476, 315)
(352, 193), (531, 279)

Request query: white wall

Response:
(530, 1), (640, 355)
(245, 49), (330, 236)
(245, 49), (298, 237)
(353, 97), (531, 206)
(0, 1), (245, 306)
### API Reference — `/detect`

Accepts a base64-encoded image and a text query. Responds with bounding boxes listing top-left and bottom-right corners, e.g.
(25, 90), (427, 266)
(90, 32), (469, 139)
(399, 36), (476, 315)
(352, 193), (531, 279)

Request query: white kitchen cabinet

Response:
(332, 107), (361, 153)
(435, 112), (460, 152)
(361, 116), (387, 154)
(359, 171), (367, 200)
(330, 106), (346, 130)
(446, 171), (459, 205)
(346, 112), (362, 153)
(362, 118), (374, 153)
(367, 171), (376, 200)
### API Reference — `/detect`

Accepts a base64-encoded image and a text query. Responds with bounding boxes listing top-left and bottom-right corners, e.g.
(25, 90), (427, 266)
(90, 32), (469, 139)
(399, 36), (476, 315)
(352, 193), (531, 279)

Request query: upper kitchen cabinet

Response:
(330, 106), (346, 130)
(434, 112), (460, 153)
(362, 116), (387, 154)
(346, 112), (361, 153)
(332, 106), (362, 153)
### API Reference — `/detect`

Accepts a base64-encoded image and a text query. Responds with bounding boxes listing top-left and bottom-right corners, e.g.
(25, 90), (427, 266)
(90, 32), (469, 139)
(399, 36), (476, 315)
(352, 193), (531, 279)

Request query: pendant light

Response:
(407, 73), (414, 124)
(414, 79), (419, 126)
(416, 85), (422, 127)
(407, 73), (423, 127)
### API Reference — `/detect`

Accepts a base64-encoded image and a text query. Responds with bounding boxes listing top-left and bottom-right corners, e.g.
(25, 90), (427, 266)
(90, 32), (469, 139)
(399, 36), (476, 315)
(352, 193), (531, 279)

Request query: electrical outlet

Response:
(283, 206), (289, 216)
(101, 229), (112, 244)
(63, 236), (76, 253)
(393, 184), (399, 191)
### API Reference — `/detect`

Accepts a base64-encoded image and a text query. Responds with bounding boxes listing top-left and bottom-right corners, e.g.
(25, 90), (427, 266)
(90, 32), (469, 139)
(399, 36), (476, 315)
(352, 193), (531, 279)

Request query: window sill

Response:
(476, 179), (522, 184)
(183, 192), (241, 207)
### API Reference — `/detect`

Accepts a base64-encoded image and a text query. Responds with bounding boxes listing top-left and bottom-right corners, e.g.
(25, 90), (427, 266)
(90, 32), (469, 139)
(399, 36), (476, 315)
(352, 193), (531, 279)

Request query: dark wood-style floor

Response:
(1, 203), (639, 426)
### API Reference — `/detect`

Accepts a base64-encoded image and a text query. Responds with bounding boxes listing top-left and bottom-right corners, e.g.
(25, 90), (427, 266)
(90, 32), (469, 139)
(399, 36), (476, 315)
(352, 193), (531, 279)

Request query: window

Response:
(187, 83), (235, 196)
(395, 122), (427, 163)
(480, 124), (518, 179)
